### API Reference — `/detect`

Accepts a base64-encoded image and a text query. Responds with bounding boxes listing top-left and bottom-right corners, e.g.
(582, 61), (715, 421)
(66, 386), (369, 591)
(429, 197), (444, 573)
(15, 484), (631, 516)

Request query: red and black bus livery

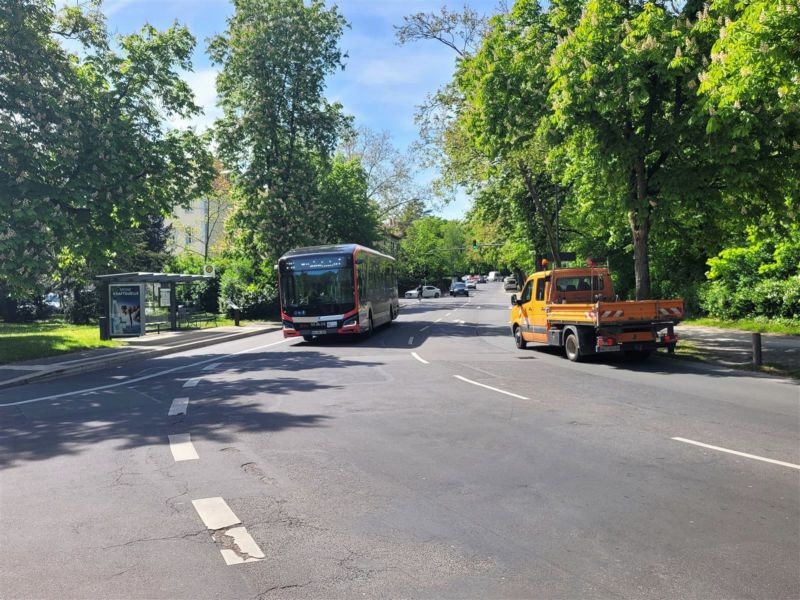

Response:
(278, 244), (399, 341)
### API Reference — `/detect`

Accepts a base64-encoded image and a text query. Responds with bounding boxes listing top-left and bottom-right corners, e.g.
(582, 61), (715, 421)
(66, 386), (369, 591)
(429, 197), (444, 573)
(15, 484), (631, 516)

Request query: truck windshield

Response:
(280, 254), (355, 315)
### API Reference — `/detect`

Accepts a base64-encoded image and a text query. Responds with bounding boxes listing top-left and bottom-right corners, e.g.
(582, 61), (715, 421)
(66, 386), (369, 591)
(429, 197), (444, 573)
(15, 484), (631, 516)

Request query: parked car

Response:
(405, 286), (441, 299)
(466, 279), (477, 290)
(477, 275), (487, 283)
(450, 282), (469, 297)
(503, 276), (518, 291)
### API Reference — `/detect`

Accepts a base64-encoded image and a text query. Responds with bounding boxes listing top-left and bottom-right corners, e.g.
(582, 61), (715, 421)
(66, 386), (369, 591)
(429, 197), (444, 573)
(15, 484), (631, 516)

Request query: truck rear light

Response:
(596, 336), (616, 347)
(661, 334), (677, 343)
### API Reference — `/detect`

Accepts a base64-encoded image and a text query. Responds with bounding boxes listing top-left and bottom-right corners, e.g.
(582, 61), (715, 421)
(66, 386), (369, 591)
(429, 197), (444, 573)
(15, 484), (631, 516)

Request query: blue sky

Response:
(96, 0), (502, 219)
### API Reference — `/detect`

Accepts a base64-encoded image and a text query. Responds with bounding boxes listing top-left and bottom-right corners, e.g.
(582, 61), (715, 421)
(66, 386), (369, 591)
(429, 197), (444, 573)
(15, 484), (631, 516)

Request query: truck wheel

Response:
(514, 326), (527, 349)
(564, 332), (581, 362)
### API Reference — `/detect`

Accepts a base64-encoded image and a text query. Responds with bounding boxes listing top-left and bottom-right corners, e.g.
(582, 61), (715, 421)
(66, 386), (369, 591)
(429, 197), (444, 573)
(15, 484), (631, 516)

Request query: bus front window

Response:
(280, 255), (355, 316)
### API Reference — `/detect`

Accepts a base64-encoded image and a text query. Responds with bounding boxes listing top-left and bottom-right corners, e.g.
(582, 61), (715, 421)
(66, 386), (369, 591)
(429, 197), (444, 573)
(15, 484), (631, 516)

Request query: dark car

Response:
(450, 282), (469, 297)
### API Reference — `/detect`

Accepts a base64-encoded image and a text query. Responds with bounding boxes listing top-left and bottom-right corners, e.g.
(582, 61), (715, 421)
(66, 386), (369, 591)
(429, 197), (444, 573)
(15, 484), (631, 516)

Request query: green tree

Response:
(210, 0), (351, 262)
(548, 0), (716, 299)
(316, 156), (380, 247)
(0, 0), (213, 297)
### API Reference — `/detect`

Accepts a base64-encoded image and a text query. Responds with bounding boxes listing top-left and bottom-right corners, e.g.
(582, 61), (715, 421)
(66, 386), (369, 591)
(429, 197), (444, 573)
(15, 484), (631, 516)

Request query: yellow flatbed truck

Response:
(509, 267), (683, 361)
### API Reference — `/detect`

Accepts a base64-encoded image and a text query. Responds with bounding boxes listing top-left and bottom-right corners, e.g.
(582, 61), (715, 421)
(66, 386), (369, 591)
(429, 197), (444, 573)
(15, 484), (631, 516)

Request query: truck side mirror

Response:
(510, 294), (517, 305)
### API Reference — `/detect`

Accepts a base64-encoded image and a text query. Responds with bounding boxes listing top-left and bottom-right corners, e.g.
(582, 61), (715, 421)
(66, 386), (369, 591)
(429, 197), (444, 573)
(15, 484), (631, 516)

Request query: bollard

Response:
(752, 332), (762, 366)
(234, 308), (241, 327)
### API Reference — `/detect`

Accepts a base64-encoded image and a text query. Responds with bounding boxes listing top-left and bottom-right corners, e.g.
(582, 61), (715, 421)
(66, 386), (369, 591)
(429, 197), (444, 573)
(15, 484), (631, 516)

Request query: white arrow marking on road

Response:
(168, 433), (199, 461)
(671, 437), (800, 470)
(168, 397), (189, 416)
(453, 375), (529, 400)
(411, 352), (429, 364)
(183, 377), (201, 388)
(0, 338), (290, 407)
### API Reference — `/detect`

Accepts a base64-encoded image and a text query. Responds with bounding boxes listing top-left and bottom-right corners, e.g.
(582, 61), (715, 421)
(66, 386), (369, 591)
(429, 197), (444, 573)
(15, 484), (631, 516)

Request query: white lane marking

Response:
(192, 497), (241, 530)
(420, 326), (429, 331)
(408, 336), (414, 345)
(183, 377), (201, 388)
(453, 375), (529, 400)
(0, 338), (290, 407)
(435, 318), (442, 323)
(168, 397), (189, 416)
(168, 433), (199, 461)
(193, 497), (265, 564)
(671, 437), (800, 470)
(458, 320), (465, 324)
(411, 352), (429, 364)
(218, 527), (265, 565)
(202, 362), (222, 371)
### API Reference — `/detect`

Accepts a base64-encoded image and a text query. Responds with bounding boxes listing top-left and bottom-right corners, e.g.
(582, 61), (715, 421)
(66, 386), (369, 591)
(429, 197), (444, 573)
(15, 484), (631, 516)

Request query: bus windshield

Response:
(280, 254), (355, 315)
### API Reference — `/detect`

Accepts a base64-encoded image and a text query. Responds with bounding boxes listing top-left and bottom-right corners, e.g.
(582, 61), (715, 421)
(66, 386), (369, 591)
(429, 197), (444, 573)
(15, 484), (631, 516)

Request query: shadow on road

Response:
(0, 348), (387, 468)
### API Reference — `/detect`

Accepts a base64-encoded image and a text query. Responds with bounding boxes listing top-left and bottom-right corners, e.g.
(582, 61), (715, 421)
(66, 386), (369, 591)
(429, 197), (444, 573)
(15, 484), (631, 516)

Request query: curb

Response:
(0, 326), (280, 390)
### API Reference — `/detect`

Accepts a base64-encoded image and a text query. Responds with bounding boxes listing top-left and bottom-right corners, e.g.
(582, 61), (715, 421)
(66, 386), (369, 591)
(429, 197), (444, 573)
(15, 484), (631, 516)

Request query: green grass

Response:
(683, 317), (800, 336)
(0, 320), (120, 365)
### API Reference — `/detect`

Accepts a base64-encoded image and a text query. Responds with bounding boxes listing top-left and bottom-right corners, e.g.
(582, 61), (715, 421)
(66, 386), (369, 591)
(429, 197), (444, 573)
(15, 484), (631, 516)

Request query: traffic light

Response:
(472, 239), (477, 250)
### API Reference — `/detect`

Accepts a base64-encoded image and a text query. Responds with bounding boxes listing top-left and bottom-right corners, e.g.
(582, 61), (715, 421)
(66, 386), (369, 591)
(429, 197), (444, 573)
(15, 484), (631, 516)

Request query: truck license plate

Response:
(312, 329), (325, 335)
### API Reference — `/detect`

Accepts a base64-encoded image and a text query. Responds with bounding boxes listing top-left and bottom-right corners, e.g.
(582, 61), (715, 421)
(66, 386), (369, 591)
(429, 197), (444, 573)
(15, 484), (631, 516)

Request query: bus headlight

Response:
(342, 315), (358, 327)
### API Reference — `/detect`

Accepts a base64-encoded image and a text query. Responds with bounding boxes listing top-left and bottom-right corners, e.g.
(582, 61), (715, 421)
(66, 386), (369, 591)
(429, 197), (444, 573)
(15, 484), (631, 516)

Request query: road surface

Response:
(1, 284), (798, 598)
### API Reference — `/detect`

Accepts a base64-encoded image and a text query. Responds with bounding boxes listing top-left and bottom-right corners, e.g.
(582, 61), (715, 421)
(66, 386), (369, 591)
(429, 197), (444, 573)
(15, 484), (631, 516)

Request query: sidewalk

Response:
(0, 323), (280, 390)
(676, 324), (800, 376)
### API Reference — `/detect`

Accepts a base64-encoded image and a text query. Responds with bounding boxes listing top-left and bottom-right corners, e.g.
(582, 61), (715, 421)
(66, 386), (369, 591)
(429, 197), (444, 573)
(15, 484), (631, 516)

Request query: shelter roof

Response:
(94, 272), (208, 283)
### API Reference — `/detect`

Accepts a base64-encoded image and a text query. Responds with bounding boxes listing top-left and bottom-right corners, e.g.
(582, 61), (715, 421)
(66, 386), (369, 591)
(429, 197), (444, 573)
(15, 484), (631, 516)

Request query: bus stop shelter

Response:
(95, 272), (210, 339)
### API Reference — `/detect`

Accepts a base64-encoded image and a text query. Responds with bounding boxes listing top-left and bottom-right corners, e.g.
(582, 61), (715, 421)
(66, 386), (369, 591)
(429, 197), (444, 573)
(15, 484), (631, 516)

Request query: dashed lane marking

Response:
(192, 497), (240, 529)
(219, 527), (266, 565)
(168, 433), (199, 461)
(192, 497), (265, 565)
(453, 375), (529, 400)
(0, 338), (290, 407)
(411, 352), (429, 364)
(202, 362), (222, 371)
(168, 397), (189, 416)
(420, 326), (429, 331)
(183, 377), (201, 388)
(408, 336), (414, 345)
(671, 437), (800, 470)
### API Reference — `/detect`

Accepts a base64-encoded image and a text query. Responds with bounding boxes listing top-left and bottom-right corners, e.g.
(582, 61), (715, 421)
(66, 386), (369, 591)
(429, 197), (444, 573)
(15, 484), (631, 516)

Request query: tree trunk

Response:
(519, 162), (560, 268)
(629, 157), (652, 300)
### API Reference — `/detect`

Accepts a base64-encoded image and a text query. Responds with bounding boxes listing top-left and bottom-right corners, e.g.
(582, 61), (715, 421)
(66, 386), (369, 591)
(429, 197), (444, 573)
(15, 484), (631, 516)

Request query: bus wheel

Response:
(302, 335), (314, 343)
(564, 332), (581, 362)
(363, 313), (374, 338)
(514, 326), (527, 349)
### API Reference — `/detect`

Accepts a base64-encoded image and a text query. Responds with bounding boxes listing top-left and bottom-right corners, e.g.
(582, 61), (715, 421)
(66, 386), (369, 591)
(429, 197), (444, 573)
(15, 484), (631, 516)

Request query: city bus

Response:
(278, 244), (399, 341)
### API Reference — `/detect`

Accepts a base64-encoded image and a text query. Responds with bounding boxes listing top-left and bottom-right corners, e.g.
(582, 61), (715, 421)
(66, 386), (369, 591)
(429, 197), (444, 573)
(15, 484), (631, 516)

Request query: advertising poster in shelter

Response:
(109, 284), (144, 336)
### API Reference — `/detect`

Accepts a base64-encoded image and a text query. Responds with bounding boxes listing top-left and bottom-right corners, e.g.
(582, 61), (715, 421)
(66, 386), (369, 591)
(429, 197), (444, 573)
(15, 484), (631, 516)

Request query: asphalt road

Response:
(1, 284), (798, 599)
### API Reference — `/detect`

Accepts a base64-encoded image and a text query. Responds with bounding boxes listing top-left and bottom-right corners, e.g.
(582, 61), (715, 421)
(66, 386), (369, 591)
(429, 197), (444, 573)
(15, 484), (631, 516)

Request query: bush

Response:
(701, 277), (800, 320)
(64, 288), (100, 325)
